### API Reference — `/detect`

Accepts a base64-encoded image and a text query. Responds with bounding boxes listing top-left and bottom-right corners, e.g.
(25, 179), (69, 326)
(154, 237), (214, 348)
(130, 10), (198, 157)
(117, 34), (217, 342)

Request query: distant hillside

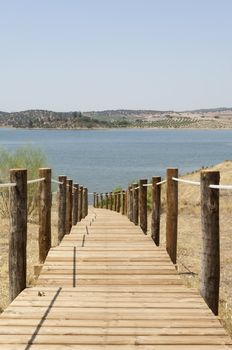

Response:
(0, 107), (231, 129)
(0, 110), (112, 129)
(189, 107), (232, 113)
(84, 109), (171, 122)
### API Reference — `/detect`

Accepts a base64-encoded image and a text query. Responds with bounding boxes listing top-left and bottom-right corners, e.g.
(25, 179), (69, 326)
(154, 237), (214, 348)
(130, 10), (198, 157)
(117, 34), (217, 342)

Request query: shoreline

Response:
(1, 126), (232, 131)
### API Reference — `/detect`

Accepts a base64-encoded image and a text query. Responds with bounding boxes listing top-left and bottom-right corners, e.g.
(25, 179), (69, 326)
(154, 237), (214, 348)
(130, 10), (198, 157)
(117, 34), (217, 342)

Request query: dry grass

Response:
(147, 160), (232, 335)
(0, 194), (58, 312)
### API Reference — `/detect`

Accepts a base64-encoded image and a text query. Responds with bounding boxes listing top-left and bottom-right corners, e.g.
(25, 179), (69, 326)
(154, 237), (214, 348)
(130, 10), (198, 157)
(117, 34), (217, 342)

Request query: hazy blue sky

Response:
(0, 0), (231, 112)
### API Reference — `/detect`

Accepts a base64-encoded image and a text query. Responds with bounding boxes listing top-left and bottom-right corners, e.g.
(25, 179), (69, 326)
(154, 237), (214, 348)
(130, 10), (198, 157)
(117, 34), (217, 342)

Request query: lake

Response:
(0, 128), (231, 193)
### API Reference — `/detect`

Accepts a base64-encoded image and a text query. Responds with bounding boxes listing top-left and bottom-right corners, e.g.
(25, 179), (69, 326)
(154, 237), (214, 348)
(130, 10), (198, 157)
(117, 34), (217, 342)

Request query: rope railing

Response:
(156, 179), (166, 186)
(93, 176), (232, 199)
(51, 178), (63, 185)
(0, 182), (17, 188)
(209, 184), (232, 190)
(27, 177), (45, 184)
(172, 177), (200, 186)
(102, 180), (166, 195)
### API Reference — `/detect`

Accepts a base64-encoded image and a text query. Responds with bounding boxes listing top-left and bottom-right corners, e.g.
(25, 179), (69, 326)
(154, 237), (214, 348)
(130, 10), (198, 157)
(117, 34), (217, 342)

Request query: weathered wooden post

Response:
(132, 183), (139, 225)
(84, 187), (88, 217)
(96, 193), (99, 208)
(139, 179), (147, 233)
(81, 187), (86, 219)
(105, 192), (109, 209)
(126, 187), (129, 218)
(66, 179), (73, 233)
(9, 168), (27, 302)
(100, 193), (103, 208)
(93, 192), (96, 208)
(117, 191), (121, 212)
(82, 188), (85, 218)
(81, 187), (85, 219)
(78, 186), (83, 221)
(125, 190), (128, 214)
(151, 176), (161, 246)
(127, 186), (132, 220)
(200, 170), (220, 315)
(58, 175), (67, 242)
(166, 168), (178, 264)
(72, 183), (79, 225)
(114, 192), (117, 211)
(109, 192), (113, 210)
(38, 168), (52, 263)
(122, 190), (126, 215)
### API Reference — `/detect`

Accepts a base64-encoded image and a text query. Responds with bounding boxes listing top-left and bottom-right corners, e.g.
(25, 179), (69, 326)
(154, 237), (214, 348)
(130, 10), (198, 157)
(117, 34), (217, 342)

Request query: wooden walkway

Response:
(0, 208), (231, 349)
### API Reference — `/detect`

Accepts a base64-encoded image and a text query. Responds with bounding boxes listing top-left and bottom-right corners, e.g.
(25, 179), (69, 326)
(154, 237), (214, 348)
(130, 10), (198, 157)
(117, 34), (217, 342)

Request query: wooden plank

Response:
(0, 345), (231, 350)
(0, 326), (226, 335)
(0, 208), (230, 349)
(0, 334), (230, 345)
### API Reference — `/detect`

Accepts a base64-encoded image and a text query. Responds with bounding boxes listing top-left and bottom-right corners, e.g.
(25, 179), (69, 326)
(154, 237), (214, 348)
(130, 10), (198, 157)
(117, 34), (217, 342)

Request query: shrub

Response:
(0, 146), (47, 218)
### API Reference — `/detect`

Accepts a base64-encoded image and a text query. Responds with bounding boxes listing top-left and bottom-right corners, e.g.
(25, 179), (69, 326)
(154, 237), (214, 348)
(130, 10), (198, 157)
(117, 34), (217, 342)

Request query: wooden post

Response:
(78, 186), (83, 221)
(132, 183), (139, 225)
(130, 187), (133, 221)
(72, 183), (79, 225)
(122, 190), (126, 215)
(81, 187), (86, 218)
(128, 186), (132, 220)
(114, 192), (117, 211)
(66, 179), (73, 233)
(200, 170), (220, 315)
(139, 179), (147, 233)
(105, 193), (109, 209)
(151, 176), (161, 246)
(9, 168), (27, 302)
(109, 192), (113, 210)
(96, 193), (99, 208)
(58, 175), (67, 243)
(84, 187), (88, 217)
(166, 168), (178, 264)
(126, 187), (130, 218)
(38, 168), (52, 264)
(93, 192), (96, 208)
(82, 188), (85, 218)
(117, 192), (121, 213)
(100, 193), (103, 208)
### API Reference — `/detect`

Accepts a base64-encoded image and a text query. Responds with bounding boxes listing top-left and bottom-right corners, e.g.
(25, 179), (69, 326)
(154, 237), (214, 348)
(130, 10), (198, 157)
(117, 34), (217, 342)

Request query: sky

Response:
(0, 0), (231, 112)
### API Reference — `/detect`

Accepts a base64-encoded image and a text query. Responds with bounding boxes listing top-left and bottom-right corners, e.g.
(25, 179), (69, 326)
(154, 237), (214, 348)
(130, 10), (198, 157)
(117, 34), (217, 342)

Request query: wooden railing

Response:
(1, 168), (88, 302)
(93, 168), (222, 316)
(1, 166), (228, 317)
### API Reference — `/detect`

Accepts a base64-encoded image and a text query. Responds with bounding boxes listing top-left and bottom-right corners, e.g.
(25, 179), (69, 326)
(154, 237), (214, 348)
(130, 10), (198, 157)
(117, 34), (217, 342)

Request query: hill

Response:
(0, 107), (232, 128)
(0, 110), (111, 129)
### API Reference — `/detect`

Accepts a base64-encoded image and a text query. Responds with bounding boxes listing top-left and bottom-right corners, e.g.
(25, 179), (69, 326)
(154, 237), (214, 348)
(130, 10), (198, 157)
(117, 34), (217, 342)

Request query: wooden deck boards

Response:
(0, 208), (231, 349)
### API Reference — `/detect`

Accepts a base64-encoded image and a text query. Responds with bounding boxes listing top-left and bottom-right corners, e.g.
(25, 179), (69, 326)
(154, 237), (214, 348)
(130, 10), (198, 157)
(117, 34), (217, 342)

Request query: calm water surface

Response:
(0, 128), (231, 193)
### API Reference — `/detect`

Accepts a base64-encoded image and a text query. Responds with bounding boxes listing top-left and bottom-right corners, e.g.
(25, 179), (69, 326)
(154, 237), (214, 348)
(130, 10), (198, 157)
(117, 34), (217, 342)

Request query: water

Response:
(0, 128), (231, 193)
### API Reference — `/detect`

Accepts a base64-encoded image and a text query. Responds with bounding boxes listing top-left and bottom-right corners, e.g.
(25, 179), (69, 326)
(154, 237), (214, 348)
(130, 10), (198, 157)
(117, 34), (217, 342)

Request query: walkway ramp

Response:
(0, 209), (231, 349)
